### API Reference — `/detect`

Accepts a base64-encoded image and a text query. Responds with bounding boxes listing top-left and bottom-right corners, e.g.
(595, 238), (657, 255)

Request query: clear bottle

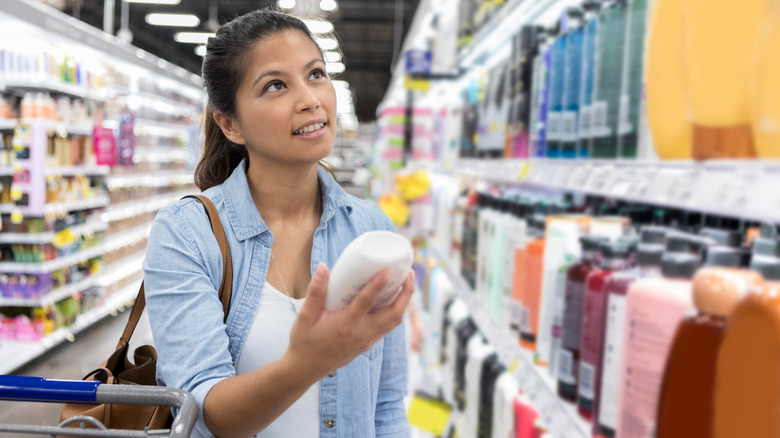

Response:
(577, 0), (603, 158)
(617, 0), (652, 158)
(559, 7), (586, 159)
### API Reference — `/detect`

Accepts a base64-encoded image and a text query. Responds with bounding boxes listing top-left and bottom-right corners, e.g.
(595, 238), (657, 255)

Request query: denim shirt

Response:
(143, 160), (409, 438)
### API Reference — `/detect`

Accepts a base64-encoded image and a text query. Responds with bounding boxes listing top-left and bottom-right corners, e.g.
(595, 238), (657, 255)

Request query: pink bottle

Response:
(615, 234), (703, 438)
(596, 227), (667, 437)
(578, 240), (633, 421)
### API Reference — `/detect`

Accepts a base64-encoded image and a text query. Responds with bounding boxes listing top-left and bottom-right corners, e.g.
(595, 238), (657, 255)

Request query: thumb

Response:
(299, 262), (329, 319)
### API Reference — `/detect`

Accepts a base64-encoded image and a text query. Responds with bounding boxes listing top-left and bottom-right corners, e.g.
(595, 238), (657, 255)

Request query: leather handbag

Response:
(59, 195), (233, 433)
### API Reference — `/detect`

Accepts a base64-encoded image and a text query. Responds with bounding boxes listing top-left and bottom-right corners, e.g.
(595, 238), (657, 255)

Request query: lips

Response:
(293, 119), (327, 135)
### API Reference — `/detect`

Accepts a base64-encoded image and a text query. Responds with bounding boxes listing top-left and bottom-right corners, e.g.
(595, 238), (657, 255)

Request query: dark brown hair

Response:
(195, 9), (336, 190)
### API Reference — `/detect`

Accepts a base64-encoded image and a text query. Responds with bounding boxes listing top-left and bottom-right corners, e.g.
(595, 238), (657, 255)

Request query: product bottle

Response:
(520, 215), (547, 351)
(578, 240), (633, 419)
(477, 194), (497, 304)
(532, 29), (555, 158)
(455, 318), (480, 414)
(616, 234), (703, 438)
(465, 336), (495, 437)
(442, 300), (470, 408)
(655, 248), (763, 438)
(751, 0), (780, 157)
(514, 394), (540, 438)
(645, 0), (692, 159)
(559, 7), (585, 158)
(617, 0), (651, 158)
(750, 237), (780, 281)
(492, 372), (519, 438)
(557, 235), (607, 401)
(596, 228), (666, 437)
(714, 281), (780, 437)
(488, 199), (511, 322)
(537, 214), (592, 367)
(505, 199), (529, 337)
(590, 0), (629, 158)
(685, 0), (770, 159)
(545, 27), (567, 158)
(577, 0), (602, 158)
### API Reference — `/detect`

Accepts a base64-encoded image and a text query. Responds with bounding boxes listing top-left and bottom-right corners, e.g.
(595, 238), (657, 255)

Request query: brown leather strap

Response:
(116, 195), (233, 350)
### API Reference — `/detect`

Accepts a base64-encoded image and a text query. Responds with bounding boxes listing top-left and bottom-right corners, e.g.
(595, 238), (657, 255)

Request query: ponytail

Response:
(194, 106), (249, 191)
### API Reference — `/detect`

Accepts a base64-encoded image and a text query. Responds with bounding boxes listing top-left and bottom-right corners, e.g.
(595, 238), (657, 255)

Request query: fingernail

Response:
(313, 262), (327, 281)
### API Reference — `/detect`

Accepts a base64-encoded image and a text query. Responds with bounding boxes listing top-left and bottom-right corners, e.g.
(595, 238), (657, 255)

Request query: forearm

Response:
(203, 351), (323, 438)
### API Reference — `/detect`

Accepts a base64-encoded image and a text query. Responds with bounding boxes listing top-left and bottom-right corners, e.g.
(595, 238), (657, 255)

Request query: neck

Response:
(246, 159), (322, 226)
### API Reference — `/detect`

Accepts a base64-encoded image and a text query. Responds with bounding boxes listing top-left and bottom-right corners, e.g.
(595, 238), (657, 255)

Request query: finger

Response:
(298, 262), (329, 320)
(347, 268), (391, 315)
(372, 270), (415, 324)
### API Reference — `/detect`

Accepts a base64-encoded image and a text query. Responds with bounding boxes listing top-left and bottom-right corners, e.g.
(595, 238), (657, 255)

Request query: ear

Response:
(213, 110), (246, 145)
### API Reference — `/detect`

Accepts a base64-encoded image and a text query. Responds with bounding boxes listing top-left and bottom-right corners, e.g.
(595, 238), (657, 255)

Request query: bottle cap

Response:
(700, 228), (742, 248)
(599, 240), (631, 259)
(580, 235), (608, 252)
(751, 256), (780, 281)
(705, 247), (751, 268)
(640, 225), (668, 245)
(637, 243), (664, 268)
(693, 267), (764, 317)
(752, 237), (780, 257)
(662, 234), (705, 279)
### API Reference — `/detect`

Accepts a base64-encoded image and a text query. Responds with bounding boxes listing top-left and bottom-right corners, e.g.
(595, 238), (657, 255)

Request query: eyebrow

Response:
(251, 58), (325, 90)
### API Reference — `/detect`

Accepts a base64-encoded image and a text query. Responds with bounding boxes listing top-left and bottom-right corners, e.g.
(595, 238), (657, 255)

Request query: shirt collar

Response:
(222, 159), (354, 242)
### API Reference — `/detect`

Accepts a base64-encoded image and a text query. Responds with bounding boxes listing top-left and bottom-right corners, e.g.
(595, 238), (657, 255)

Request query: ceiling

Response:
(61, 0), (420, 121)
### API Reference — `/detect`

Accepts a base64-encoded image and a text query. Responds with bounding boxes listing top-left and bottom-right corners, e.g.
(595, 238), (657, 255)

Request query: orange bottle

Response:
(519, 215), (546, 352)
(714, 281), (780, 438)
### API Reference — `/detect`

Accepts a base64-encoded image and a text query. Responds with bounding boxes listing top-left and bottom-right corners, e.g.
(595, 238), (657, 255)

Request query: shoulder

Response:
(343, 195), (396, 233)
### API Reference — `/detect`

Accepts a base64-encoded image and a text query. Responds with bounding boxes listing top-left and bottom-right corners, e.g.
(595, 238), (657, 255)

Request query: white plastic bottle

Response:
(326, 230), (414, 312)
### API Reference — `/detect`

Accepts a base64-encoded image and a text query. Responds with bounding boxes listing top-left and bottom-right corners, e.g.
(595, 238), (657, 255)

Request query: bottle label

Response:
(618, 94), (632, 135)
(561, 111), (577, 142)
(579, 105), (592, 139)
(510, 301), (523, 333)
(558, 349), (576, 385)
(579, 362), (596, 401)
(520, 305), (532, 334)
(547, 111), (561, 141)
(591, 101), (609, 138)
(598, 294), (627, 430)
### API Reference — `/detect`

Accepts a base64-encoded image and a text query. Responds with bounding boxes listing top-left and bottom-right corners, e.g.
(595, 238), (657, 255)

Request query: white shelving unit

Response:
(0, 79), (106, 102)
(452, 158), (780, 222)
(0, 279), (140, 375)
(0, 245), (105, 274)
(106, 170), (194, 190)
(0, 220), (108, 244)
(430, 244), (590, 438)
(101, 189), (198, 223)
(42, 195), (110, 215)
(0, 165), (111, 177)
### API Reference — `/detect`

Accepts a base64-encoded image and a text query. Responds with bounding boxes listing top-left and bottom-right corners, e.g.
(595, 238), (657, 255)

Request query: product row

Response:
(0, 93), (94, 127)
(399, 0), (780, 162)
(425, 184), (778, 437)
(0, 257), (101, 301)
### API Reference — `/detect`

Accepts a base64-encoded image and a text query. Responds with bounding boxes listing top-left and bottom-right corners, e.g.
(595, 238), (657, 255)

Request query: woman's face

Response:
(222, 29), (337, 166)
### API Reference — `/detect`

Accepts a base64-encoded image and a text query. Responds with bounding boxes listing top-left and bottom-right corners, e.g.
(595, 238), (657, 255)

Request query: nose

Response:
(295, 84), (321, 112)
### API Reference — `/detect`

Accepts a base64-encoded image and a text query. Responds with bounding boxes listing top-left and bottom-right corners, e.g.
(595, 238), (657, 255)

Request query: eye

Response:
(309, 68), (326, 80)
(263, 80), (286, 93)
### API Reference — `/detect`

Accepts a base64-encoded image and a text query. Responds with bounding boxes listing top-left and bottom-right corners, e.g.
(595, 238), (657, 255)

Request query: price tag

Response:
(559, 165), (575, 187)
(547, 112), (561, 141)
(561, 111), (577, 142)
(587, 167), (609, 193)
(570, 166), (590, 189)
(10, 187), (23, 201)
(579, 106), (592, 139)
(591, 101), (608, 138)
(517, 162), (532, 181)
(610, 169), (632, 196)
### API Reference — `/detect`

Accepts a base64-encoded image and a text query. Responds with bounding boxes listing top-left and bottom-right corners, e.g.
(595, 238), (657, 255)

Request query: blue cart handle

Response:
(0, 375), (100, 403)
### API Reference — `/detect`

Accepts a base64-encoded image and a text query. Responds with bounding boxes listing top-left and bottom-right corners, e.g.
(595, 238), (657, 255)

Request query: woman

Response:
(143, 9), (414, 438)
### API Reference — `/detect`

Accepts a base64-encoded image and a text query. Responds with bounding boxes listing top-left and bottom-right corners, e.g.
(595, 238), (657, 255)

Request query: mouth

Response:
(292, 121), (328, 136)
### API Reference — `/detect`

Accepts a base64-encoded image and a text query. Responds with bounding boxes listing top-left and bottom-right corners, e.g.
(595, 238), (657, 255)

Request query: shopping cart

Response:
(0, 375), (197, 437)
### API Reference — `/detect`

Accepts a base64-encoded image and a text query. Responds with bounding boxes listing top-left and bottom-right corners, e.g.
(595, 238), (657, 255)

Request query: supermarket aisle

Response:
(0, 310), (152, 430)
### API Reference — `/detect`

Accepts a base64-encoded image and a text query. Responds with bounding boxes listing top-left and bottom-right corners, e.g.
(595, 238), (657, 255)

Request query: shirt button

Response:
(325, 419), (335, 428)
(328, 371), (336, 377)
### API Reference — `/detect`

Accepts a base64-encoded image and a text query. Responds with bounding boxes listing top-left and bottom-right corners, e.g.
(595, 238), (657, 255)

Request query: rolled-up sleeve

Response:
(375, 321), (410, 437)
(143, 205), (234, 438)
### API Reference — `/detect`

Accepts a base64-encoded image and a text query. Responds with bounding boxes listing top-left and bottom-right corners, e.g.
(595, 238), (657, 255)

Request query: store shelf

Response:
(0, 245), (105, 274)
(0, 165), (110, 177)
(0, 195), (109, 216)
(452, 158), (780, 223)
(0, 119), (17, 131)
(97, 251), (145, 288)
(133, 146), (190, 164)
(430, 243), (590, 438)
(106, 170), (194, 190)
(0, 220), (107, 244)
(0, 273), (101, 307)
(101, 189), (198, 223)
(0, 278), (140, 375)
(134, 119), (190, 138)
(103, 222), (152, 253)
(134, 92), (202, 116)
(0, 79), (106, 102)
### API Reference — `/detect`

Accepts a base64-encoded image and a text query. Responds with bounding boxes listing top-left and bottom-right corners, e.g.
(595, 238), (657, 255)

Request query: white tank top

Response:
(235, 282), (320, 437)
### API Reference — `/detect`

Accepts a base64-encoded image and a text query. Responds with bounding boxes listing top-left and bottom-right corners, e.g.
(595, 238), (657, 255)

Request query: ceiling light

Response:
(325, 51), (341, 63)
(195, 45), (207, 57)
(303, 19), (334, 34)
(125, 0), (180, 4)
(174, 32), (215, 44)
(146, 13), (200, 27)
(326, 62), (345, 74)
(315, 37), (338, 51)
(320, 0), (338, 12)
(157, 59), (167, 69)
(278, 0), (296, 9)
